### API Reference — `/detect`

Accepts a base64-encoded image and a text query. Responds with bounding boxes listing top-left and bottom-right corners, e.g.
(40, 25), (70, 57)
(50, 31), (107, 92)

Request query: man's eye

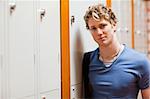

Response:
(99, 24), (107, 29)
(92, 28), (96, 30)
(90, 28), (97, 31)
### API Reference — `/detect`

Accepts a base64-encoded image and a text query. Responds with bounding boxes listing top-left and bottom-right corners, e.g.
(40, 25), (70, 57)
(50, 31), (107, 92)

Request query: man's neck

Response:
(99, 40), (121, 60)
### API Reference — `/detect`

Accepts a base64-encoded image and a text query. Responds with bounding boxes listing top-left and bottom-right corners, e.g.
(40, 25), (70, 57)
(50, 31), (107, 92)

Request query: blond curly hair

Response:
(84, 4), (118, 29)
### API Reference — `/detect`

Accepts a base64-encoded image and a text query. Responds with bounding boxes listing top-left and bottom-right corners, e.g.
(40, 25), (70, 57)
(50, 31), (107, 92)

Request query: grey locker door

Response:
(112, 0), (132, 47)
(37, 0), (61, 99)
(69, 0), (100, 98)
(8, 1), (35, 98)
(0, 1), (4, 99)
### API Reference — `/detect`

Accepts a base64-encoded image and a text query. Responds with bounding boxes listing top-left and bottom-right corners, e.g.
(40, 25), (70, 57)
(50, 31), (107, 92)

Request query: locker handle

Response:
(39, 9), (46, 20)
(9, 3), (16, 14)
(71, 15), (75, 26)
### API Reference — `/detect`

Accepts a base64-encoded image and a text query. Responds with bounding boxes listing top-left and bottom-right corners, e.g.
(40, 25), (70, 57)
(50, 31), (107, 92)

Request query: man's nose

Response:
(97, 28), (103, 35)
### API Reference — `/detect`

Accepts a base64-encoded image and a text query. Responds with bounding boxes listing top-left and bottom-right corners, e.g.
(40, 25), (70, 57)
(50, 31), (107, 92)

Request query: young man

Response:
(82, 4), (150, 99)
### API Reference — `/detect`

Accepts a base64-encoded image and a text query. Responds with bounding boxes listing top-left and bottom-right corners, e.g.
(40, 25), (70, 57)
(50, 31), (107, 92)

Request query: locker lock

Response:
(124, 27), (129, 33)
(71, 15), (75, 26)
(9, 3), (16, 14)
(39, 9), (46, 20)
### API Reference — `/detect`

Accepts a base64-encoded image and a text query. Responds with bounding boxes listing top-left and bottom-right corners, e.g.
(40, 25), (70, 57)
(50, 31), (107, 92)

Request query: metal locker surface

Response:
(37, 0), (61, 98)
(70, 0), (100, 86)
(8, 1), (35, 98)
(112, 0), (132, 48)
(0, 1), (5, 99)
(69, 0), (102, 98)
(134, 0), (148, 54)
(40, 89), (60, 99)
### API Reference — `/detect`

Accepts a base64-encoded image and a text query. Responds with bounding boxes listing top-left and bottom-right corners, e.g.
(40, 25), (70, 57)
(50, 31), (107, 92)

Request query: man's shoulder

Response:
(83, 48), (99, 56)
(125, 46), (146, 58)
(125, 46), (150, 67)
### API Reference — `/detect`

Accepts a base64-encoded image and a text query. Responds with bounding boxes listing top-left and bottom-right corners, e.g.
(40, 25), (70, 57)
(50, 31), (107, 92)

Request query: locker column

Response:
(7, 1), (36, 99)
(0, 1), (5, 99)
(69, 1), (101, 98)
(134, 0), (148, 54)
(112, 0), (132, 47)
(36, 0), (61, 99)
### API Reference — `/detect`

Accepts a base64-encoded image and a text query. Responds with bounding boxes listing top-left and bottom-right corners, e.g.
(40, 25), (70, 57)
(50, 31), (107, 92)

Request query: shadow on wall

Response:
(73, 28), (84, 97)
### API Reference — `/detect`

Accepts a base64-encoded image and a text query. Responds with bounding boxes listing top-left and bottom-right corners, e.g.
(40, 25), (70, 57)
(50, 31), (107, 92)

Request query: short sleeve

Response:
(138, 57), (150, 89)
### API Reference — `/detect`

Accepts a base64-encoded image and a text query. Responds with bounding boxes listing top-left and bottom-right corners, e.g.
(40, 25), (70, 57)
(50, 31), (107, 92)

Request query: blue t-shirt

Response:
(86, 46), (150, 99)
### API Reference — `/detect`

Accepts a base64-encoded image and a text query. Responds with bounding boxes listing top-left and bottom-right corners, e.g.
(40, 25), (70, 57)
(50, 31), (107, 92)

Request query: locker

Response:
(112, 0), (132, 48)
(134, 0), (148, 54)
(133, 1), (148, 98)
(1, 1), (9, 99)
(69, 0), (103, 98)
(0, 1), (5, 99)
(70, 0), (100, 85)
(37, 0), (61, 98)
(8, 1), (35, 98)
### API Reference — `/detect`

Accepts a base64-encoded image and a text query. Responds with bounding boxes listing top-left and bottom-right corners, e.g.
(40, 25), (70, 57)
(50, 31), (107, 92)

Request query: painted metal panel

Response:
(0, 1), (5, 99)
(71, 83), (82, 99)
(37, 0), (61, 97)
(134, 0), (148, 54)
(69, 0), (102, 98)
(40, 89), (60, 99)
(112, 0), (132, 48)
(8, 1), (35, 98)
(70, 0), (100, 85)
